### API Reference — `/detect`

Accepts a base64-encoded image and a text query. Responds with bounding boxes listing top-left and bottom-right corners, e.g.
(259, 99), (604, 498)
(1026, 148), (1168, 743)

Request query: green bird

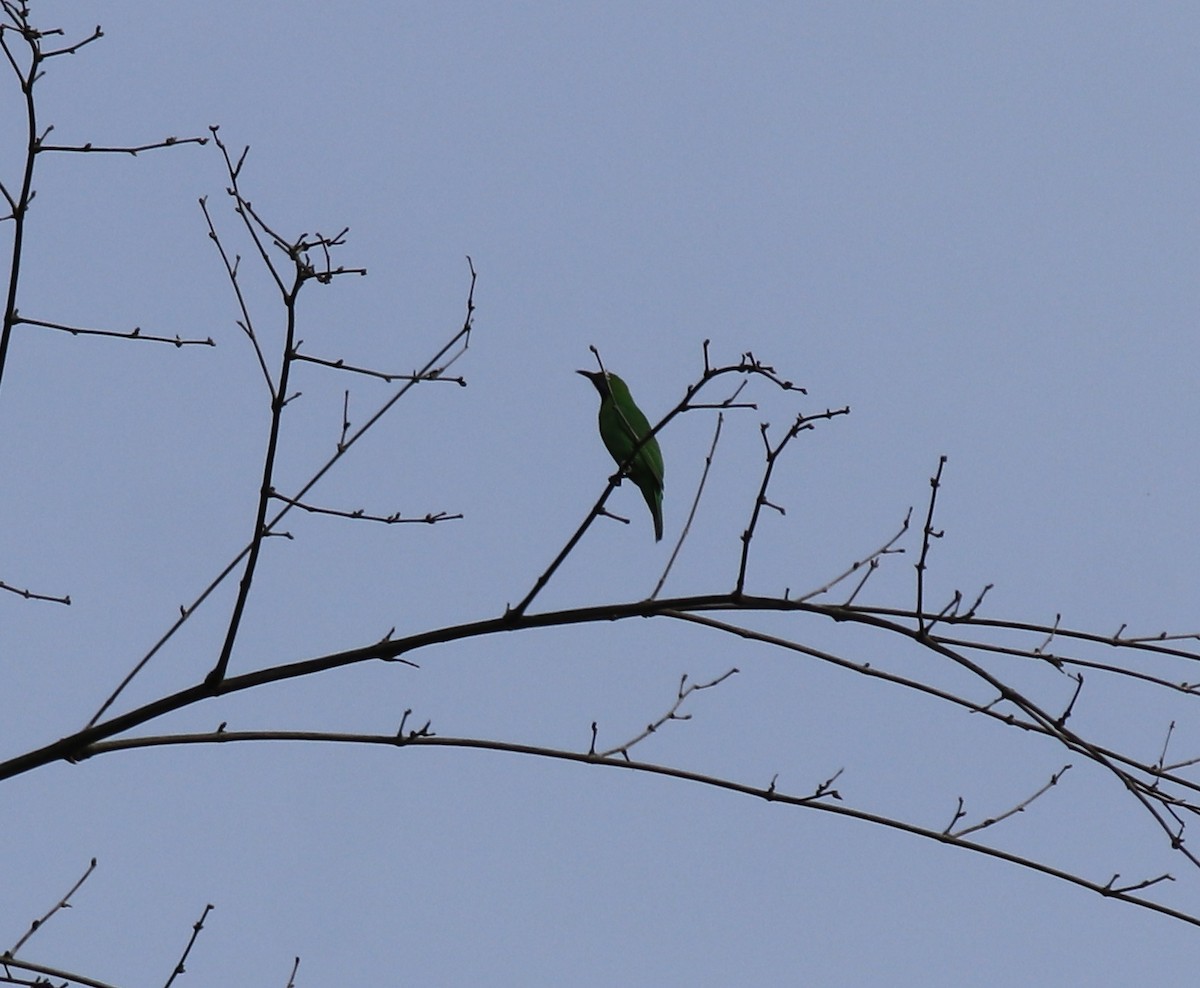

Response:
(578, 369), (665, 541)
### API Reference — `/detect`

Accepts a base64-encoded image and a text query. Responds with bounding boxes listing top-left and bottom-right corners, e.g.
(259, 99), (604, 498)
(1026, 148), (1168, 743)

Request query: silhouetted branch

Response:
(0, 577), (70, 604)
(87, 256), (475, 722)
(291, 347), (467, 385)
(269, 490), (462, 526)
(14, 314), (214, 347)
(792, 508), (911, 605)
(915, 455), (947, 634)
(70, 727), (1200, 931)
(162, 903), (214, 988)
(6, 857), (97, 956)
(595, 669), (738, 759)
(39, 134), (207, 154)
(0, 954), (121, 988)
(200, 194), (274, 396)
(652, 411), (725, 599)
(734, 405), (851, 596)
(40, 23), (104, 58)
(509, 347), (818, 618)
(946, 765), (1072, 838)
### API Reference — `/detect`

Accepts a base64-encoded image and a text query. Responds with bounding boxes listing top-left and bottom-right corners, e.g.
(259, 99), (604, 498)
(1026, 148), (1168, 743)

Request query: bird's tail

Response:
(644, 487), (663, 542)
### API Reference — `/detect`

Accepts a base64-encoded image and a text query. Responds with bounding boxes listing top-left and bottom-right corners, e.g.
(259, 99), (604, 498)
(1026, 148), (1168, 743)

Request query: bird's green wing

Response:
(600, 374), (664, 487)
(599, 373), (664, 540)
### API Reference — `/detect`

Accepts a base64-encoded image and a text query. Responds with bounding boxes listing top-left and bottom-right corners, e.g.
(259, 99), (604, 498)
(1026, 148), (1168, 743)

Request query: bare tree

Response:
(3, 6), (1198, 984)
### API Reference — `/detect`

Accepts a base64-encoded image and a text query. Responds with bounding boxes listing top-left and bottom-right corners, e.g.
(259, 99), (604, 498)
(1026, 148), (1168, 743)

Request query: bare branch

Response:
(794, 507), (911, 604)
(291, 347), (467, 386)
(948, 766), (1072, 838)
(161, 903), (214, 988)
(14, 314), (215, 347)
(915, 455), (947, 634)
(39, 134), (207, 154)
(734, 405), (851, 597)
(69, 728), (1200, 930)
(268, 490), (462, 526)
(0, 954), (122, 988)
(509, 350), (816, 618)
(7, 857), (97, 955)
(651, 411), (725, 599)
(40, 24), (103, 58)
(88, 257), (475, 719)
(200, 194), (274, 397)
(0, 577), (70, 604)
(595, 669), (738, 759)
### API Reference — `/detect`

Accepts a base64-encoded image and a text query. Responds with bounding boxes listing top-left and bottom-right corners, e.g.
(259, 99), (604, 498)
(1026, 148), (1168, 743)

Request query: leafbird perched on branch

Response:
(577, 368), (664, 541)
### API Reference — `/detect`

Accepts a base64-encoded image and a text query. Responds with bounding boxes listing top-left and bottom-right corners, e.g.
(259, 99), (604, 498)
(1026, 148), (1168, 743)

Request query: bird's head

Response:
(576, 368), (611, 398)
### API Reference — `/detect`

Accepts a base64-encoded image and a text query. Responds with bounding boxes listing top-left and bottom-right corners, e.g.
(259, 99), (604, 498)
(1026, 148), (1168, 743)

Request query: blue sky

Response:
(2, 2), (1199, 984)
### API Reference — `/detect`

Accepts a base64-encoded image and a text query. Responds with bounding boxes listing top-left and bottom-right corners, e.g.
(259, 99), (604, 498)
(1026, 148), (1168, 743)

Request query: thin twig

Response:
(269, 490), (461, 526)
(0, 578), (70, 604)
(794, 507), (911, 604)
(651, 412), (725, 599)
(40, 24), (104, 58)
(39, 134), (207, 154)
(200, 194), (274, 396)
(948, 766), (1072, 838)
(734, 406), (851, 596)
(915, 455), (947, 634)
(162, 903), (214, 988)
(14, 314), (214, 347)
(0, 954), (122, 988)
(292, 348), (466, 385)
(7, 857), (97, 955)
(595, 669), (738, 759)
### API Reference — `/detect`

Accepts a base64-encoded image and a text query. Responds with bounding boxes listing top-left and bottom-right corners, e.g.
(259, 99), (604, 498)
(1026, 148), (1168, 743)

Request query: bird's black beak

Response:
(577, 369), (606, 394)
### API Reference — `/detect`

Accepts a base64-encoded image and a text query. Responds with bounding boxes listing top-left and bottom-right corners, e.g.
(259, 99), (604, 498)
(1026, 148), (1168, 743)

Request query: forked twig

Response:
(945, 766), (1072, 838)
(794, 507), (911, 604)
(592, 669), (738, 759)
